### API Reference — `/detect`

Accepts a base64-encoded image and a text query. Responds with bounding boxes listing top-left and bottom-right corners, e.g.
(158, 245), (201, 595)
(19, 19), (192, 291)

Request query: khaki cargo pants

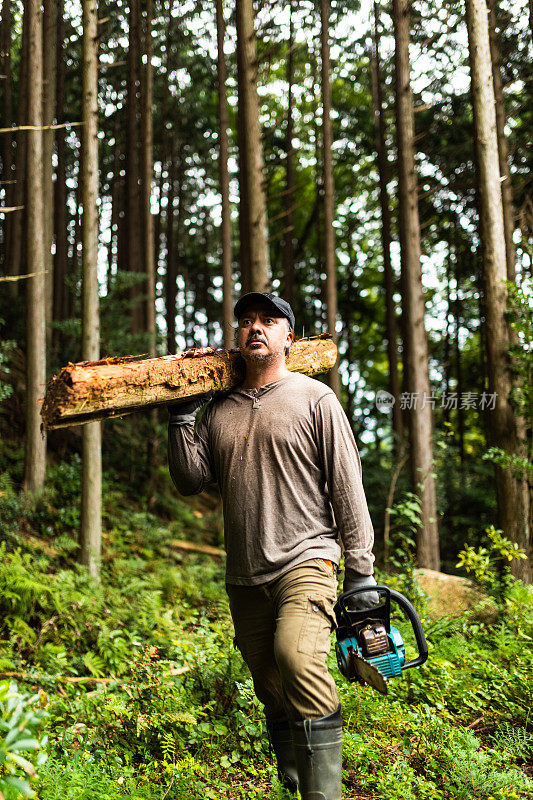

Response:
(226, 558), (339, 722)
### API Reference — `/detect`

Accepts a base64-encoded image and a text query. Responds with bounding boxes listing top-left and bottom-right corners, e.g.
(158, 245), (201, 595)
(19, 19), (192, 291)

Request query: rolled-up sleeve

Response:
(314, 393), (375, 575)
(168, 409), (215, 496)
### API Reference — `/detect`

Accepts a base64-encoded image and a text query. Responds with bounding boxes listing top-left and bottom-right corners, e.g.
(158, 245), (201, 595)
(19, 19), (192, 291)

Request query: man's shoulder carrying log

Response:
(41, 335), (337, 430)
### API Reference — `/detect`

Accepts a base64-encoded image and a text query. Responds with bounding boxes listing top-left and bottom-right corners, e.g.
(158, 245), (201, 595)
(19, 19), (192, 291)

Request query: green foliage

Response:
(1, 458), (532, 798)
(491, 724), (533, 762)
(385, 491), (422, 598)
(0, 681), (48, 799)
(457, 525), (527, 599)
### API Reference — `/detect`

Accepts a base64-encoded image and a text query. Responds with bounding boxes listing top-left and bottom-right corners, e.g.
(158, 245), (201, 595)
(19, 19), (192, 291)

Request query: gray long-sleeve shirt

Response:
(168, 372), (375, 585)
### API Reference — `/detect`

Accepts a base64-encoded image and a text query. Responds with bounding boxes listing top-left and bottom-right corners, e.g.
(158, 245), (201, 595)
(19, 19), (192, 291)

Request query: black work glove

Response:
(168, 392), (213, 426)
(342, 569), (379, 611)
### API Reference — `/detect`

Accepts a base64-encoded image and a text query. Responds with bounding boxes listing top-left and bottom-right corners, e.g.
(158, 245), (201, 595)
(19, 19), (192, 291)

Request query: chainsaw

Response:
(333, 585), (428, 695)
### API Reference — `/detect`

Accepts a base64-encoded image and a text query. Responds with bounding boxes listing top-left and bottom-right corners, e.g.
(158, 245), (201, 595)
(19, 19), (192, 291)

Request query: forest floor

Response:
(0, 456), (532, 800)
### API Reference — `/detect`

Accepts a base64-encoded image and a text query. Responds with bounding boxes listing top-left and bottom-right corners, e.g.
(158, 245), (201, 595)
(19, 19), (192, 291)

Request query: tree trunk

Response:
(319, 0), (340, 398)
(5, 1), (29, 291)
(392, 0), (439, 569)
(216, 0), (234, 349)
(141, 0), (156, 356)
(165, 142), (178, 355)
(80, 0), (102, 579)
(23, 0), (47, 494)
(466, 0), (530, 581)
(126, 0), (144, 330)
(53, 0), (68, 347)
(371, 1), (402, 443)
(42, 0), (57, 336)
(235, 0), (270, 292)
(42, 336), (338, 429)
(487, 0), (515, 282)
(282, 1), (295, 307)
(1, 0), (13, 269)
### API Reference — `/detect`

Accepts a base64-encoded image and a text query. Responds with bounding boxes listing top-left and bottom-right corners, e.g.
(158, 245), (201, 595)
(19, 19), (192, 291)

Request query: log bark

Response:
(41, 336), (337, 430)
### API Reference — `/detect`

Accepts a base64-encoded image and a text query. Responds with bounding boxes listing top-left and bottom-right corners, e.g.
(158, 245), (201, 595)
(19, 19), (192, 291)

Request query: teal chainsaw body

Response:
(333, 586), (428, 694)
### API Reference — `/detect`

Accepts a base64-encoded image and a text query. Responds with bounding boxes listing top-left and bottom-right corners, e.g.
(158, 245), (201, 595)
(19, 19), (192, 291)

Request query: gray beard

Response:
(243, 344), (286, 364)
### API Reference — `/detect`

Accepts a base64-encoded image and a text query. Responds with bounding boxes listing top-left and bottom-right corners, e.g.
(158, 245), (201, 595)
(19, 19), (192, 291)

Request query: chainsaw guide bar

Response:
(347, 648), (388, 695)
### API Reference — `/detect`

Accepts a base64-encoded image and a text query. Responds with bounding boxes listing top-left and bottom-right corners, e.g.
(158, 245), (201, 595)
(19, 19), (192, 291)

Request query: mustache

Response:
(246, 335), (267, 345)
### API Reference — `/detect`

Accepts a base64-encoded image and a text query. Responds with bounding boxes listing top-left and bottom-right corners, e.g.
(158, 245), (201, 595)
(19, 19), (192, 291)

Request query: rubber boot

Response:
(266, 717), (299, 795)
(291, 707), (343, 800)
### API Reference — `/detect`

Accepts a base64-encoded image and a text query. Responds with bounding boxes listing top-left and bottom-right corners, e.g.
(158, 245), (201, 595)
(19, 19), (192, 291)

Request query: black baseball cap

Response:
(234, 292), (295, 330)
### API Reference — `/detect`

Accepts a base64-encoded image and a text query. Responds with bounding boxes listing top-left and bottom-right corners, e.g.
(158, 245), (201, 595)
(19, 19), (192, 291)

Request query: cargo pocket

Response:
(297, 595), (338, 656)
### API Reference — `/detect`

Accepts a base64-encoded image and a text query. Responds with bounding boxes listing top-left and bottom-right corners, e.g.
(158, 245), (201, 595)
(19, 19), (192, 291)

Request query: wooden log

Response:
(41, 334), (337, 430)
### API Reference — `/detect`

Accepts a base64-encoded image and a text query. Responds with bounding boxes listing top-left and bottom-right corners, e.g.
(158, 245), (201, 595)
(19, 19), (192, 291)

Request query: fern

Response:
(445, 729), (532, 798)
(492, 723), (533, 761)
(160, 732), (176, 762)
(82, 652), (106, 678)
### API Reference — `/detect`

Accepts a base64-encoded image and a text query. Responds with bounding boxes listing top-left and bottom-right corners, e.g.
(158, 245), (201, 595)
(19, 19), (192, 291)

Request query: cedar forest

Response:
(0, 0), (532, 798)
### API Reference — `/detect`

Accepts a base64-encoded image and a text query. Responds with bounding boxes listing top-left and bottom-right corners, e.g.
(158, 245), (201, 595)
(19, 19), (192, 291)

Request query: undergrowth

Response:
(0, 456), (532, 799)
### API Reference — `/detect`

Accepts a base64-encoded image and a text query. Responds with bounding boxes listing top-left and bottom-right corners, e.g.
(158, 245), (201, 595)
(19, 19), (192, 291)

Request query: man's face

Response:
(237, 303), (294, 364)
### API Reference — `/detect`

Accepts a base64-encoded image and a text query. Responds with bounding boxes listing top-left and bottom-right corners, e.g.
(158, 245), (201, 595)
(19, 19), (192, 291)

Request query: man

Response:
(168, 293), (377, 800)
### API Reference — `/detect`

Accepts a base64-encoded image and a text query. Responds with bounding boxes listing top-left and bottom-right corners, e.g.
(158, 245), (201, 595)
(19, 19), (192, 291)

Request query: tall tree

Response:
(1, 0), (13, 263)
(5, 1), (29, 291)
(371, 1), (402, 443)
(42, 0), (57, 333)
(392, 0), (439, 569)
(165, 140), (178, 355)
(319, 0), (340, 398)
(466, 0), (530, 581)
(216, 0), (234, 349)
(235, 0), (270, 292)
(142, 0), (156, 356)
(52, 0), (68, 346)
(23, 0), (46, 494)
(282, 1), (295, 307)
(80, 0), (102, 578)
(126, 0), (144, 330)
(487, 0), (515, 282)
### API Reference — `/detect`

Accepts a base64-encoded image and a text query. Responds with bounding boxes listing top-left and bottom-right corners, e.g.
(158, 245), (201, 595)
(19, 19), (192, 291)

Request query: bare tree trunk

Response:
(42, 0), (57, 337)
(53, 0), (68, 345)
(216, 0), (234, 349)
(319, 0), (340, 398)
(487, 0), (515, 282)
(393, 0), (439, 569)
(283, 1), (295, 306)
(80, 0), (102, 578)
(5, 1), (29, 291)
(466, 0), (530, 581)
(141, 0), (156, 356)
(371, 1), (402, 443)
(23, 0), (47, 494)
(1, 0), (13, 269)
(165, 143), (177, 355)
(126, 0), (144, 330)
(235, 0), (270, 292)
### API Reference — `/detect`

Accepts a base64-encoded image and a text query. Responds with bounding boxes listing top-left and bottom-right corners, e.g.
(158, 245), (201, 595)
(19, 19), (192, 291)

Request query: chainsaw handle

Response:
(385, 587), (428, 670)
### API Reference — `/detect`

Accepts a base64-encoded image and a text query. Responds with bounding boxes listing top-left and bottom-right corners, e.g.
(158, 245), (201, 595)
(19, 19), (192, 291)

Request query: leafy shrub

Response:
(0, 681), (48, 799)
